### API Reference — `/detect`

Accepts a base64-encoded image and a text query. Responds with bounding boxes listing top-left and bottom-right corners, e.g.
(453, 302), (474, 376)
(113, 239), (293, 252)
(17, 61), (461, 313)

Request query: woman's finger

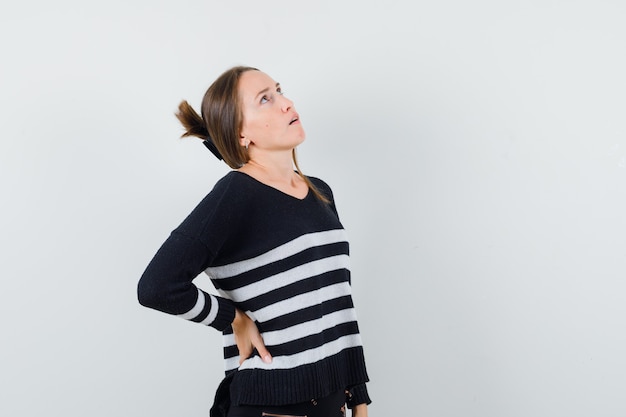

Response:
(251, 332), (272, 364)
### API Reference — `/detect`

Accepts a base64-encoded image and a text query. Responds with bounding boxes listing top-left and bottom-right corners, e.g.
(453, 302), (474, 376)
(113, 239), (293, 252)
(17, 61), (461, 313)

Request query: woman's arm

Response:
(352, 403), (368, 417)
(346, 384), (372, 415)
(137, 231), (235, 331)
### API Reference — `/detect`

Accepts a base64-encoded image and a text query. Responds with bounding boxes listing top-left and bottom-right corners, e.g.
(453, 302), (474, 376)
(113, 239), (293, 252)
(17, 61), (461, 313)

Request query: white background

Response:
(2, 1), (625, 416)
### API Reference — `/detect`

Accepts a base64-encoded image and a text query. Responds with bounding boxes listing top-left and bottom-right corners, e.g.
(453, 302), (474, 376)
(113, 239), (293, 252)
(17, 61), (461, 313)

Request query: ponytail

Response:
(175, 101), (209, 140)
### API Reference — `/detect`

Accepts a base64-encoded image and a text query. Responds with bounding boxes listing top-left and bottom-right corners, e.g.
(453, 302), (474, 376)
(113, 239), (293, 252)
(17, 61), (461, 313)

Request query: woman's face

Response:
(238, 70), (305, 153)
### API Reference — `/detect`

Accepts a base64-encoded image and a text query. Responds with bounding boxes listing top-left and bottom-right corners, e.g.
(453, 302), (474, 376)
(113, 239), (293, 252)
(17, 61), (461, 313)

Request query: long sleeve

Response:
(137, 230), (235, 331)
(137, 174), (249, 331)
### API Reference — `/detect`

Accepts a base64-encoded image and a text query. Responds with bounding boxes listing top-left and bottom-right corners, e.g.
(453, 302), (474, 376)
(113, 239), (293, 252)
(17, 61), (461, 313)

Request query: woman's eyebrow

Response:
(255, 83), (281, 99)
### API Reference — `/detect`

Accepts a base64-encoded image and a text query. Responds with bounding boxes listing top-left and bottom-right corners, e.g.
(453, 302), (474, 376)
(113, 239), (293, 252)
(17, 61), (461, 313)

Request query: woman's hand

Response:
(352, 404), (368, 417)
(231, 309), (272, 365)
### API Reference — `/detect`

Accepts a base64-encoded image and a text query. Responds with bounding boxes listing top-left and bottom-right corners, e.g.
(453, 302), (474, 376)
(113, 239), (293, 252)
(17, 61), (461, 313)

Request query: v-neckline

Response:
(233, 171), (311, 201)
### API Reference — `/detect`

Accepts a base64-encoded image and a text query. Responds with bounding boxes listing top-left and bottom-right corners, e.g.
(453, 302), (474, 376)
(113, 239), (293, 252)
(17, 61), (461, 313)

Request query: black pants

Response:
(227, 390), (346, 417)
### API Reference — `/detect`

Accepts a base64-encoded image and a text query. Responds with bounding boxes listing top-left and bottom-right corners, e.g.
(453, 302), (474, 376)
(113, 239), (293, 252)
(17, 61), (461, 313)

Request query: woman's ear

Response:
(239, 134), (252, 150)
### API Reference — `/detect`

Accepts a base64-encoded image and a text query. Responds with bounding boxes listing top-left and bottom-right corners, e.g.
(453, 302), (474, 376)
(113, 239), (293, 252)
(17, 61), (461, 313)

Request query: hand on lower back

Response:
(231, 309), (272, 365)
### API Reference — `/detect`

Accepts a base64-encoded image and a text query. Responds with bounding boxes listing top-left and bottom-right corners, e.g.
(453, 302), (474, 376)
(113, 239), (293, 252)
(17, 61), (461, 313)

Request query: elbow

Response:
(137, 271), (181, 314)
(137, 275), (162, 309)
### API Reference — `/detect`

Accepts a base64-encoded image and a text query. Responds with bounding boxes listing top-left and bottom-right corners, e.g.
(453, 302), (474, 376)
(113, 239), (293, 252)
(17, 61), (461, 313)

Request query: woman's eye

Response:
(260, 95), (269, 104)
(277, 88), (284, 95)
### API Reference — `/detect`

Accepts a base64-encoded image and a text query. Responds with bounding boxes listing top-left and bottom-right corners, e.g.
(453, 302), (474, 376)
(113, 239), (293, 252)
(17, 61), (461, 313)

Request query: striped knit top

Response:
(137, 171), (370, 407)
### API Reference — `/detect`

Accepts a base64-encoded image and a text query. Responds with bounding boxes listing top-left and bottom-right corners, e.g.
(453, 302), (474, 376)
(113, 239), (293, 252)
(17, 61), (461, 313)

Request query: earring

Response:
(245, 141), (249, 150)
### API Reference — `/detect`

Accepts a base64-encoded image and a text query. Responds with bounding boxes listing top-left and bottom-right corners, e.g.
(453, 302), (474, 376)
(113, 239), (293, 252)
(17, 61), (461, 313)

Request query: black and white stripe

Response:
(205, 229), (362, 372)
(176, 289), (220, 326)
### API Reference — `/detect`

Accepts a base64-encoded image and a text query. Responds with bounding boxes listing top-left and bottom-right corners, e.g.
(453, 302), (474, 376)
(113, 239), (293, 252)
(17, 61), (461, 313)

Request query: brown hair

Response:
(175, 66), (329, 203)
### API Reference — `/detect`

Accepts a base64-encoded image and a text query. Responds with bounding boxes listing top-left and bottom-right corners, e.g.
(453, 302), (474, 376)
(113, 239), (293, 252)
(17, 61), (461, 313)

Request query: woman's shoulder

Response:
(175, 171), (250, 236)
(185, 172), (249, 216)
(306, 175), (335, 200)
(306, 175), (331, 190)
(211, 170), (273, 194)
(213, 170), (245, 189)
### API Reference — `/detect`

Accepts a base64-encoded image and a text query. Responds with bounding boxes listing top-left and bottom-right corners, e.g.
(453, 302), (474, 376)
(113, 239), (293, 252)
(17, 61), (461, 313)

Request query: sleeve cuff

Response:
(209, 295), (236, 331)
(346, 383), (371, 408)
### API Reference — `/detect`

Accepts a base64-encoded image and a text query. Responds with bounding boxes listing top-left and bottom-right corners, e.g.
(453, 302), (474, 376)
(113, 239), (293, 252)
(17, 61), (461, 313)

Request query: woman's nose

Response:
(280, 96), (294, 112)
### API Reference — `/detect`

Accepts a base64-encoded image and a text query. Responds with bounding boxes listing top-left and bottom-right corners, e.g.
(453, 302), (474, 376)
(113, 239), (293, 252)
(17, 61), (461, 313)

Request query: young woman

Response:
(137, 66), (371, 417)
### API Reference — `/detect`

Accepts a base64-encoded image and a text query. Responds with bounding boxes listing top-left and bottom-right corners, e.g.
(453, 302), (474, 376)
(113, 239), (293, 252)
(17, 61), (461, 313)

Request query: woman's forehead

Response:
(239, 71), (277, 97)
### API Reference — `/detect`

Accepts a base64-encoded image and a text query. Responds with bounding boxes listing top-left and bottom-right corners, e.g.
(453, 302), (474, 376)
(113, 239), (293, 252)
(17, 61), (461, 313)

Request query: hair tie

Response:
(203, 137), (223, 161)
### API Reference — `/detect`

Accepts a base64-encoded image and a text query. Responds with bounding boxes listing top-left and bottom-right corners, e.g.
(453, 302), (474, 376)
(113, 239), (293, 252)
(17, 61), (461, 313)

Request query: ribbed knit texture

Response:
(138, 171), (370, 407)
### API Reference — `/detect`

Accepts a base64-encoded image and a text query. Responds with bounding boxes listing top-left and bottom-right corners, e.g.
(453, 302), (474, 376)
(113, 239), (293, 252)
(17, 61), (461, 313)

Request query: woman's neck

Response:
(238, 151), (308, 199)
(242, 152), (298, 184)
